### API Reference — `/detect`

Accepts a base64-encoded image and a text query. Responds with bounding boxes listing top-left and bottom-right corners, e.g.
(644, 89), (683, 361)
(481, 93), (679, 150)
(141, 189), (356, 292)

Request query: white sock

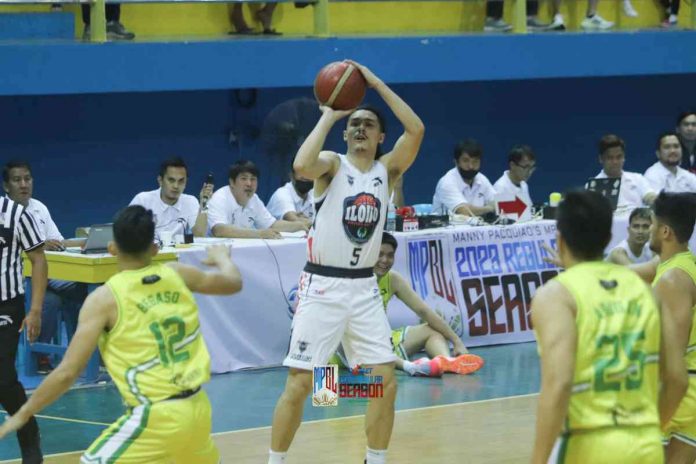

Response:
(401, 360), (418, 376)
(268, 450), (287, 464)
(554, 13), (564, 22)
(366, 448), (387, 464)
(669, 13), (677, 21)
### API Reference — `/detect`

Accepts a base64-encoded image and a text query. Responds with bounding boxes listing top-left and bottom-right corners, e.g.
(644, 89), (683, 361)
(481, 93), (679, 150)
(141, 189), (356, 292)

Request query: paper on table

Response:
(194, 237), (233, 244)
(280, 231), (308, 239)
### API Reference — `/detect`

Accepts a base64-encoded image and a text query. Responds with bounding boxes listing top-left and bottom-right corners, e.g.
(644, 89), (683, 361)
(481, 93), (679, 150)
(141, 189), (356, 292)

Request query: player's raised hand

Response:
(541, 242), (563, 268)
(201, 244), (231, 267)
(344, 60), (382, 89)
(319, 105), (354, 123)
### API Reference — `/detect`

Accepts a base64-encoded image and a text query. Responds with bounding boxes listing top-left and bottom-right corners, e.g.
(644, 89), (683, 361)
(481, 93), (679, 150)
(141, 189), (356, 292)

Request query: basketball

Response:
(313, 61), (367, 111)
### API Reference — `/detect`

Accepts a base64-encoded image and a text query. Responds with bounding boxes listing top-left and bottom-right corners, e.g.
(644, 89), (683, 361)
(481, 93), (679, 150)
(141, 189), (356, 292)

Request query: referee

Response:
(0, 193), (47, 463)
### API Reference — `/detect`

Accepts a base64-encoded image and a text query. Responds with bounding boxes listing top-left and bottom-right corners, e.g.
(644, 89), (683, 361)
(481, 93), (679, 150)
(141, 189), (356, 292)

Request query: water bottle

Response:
(386, 204), (396, 232)
(184, 221), (194, 244)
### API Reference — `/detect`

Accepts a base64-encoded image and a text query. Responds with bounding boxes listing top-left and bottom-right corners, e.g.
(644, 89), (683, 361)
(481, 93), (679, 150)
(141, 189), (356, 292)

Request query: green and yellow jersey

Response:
(377, 272), (395, 311)
(554, 261), (661, 431)
(653, 251), (696, 372)
(100, 263), (210, 407)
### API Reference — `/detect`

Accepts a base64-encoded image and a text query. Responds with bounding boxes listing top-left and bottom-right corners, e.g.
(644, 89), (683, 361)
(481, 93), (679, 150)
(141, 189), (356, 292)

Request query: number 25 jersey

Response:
(553, 261), (660, 431)
(101, 263), (211, 406)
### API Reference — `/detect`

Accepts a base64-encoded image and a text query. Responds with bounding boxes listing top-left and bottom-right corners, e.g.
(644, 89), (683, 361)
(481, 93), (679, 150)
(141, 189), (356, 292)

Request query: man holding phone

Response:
(130, 157), (213, 241)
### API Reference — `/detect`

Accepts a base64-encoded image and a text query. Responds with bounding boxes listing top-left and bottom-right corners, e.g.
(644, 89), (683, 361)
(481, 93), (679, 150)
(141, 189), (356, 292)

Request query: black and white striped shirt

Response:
(0, 196), (45, 301)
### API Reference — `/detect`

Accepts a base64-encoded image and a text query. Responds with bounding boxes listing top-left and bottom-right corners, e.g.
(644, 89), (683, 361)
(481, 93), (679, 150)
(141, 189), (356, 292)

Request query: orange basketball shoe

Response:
(434, 354), (484, 375)
(411, 357), (443, 377)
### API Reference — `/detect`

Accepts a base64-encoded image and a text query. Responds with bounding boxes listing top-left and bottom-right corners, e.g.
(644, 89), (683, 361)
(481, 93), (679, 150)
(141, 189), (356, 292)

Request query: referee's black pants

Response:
(0, 296), (42, 463)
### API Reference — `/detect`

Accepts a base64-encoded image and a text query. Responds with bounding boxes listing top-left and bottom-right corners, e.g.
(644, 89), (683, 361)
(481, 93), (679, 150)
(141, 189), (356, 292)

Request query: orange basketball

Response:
(313, 61), (367, 111)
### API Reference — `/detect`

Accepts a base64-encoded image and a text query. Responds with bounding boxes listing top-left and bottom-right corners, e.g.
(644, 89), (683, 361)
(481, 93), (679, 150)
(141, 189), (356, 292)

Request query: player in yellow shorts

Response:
(0, 206), (243, 463)
(531, 191), (687, 464)
(631, 191), (696, 464)
(331, 232), (483, 377)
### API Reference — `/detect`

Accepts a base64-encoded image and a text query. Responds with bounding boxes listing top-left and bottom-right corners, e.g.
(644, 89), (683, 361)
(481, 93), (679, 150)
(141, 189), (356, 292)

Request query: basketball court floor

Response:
(0, 342), (540, 463)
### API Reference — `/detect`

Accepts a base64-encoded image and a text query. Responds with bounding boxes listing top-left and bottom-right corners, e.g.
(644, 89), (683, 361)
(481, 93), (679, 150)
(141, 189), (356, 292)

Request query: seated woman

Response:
(331, 232), (484, 377)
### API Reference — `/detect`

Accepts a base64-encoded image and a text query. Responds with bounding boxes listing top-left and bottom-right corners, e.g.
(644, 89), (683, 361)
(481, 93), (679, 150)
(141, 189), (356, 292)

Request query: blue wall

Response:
(2, 32), (696, 95)
(0, 73), (691, 237)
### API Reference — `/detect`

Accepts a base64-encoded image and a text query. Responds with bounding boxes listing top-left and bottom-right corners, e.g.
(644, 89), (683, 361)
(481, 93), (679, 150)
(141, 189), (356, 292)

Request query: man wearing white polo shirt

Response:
(208, 160), (308, 239)
(644, 132), (696, 193)
(594, 134), (656, 210)
(130, 157), (212, 239)
(493, 145), (535, 207)
(432, 139), (496, 217)
(267, 168), (314, 229)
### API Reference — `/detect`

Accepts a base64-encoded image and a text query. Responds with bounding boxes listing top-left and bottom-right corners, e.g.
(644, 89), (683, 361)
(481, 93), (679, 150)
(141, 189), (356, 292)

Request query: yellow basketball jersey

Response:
(554, 261), (661, 431)
(101, 263), (211, 407)
(653, 251), (696, 372)
(377, 272), (394, 311)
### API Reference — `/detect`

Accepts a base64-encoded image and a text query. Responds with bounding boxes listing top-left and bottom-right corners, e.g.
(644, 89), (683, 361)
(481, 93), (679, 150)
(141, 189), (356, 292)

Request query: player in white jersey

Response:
(607, 207), (655, 265)
(268, 61), (425, 464)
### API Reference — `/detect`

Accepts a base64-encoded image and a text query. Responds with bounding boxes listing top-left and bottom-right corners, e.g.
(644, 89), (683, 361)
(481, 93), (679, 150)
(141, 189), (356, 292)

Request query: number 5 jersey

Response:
(307, 154), (388, 269)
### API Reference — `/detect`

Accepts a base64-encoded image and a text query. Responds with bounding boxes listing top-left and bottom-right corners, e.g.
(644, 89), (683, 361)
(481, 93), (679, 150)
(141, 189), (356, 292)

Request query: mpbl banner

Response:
(393, 223), (561, 347)
(406, 234), (464, 338)
(451, 222), (560, 345)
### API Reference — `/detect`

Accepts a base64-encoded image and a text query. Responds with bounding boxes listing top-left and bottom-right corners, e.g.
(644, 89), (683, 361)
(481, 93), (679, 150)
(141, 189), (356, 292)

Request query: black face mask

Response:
(294, 180), (313, 195)
(458, 167), (478, 181)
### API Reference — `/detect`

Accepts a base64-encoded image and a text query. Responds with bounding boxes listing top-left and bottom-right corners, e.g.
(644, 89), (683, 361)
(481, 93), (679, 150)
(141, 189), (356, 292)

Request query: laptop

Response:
(585, 177), (621, 211)
(81, 223), (114, 254)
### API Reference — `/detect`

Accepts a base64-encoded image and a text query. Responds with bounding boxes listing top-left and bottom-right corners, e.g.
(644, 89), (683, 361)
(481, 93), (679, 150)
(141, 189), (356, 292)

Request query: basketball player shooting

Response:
(267, 61), (425, 464)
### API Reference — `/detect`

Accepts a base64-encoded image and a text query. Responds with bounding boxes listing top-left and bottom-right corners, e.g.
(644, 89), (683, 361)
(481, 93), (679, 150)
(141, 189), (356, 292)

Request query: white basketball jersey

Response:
(612, 239), (654, 264)
(307, 155), (388, 269)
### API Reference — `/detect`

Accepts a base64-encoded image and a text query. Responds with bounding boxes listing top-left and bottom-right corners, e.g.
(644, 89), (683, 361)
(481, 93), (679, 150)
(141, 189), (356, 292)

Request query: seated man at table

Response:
(130, 157), (212, 240)
(331, 232), (484, 377)
(432, 139), (496, 217)
(594, 134), (656, 210)
(644, 131), (696, 194)
(606, 207), (654, 265)
(207, 160), (308, 239)
(267, 166), (314, 230)
(3, 160), (86, 373)
(493, 144), (535, 207)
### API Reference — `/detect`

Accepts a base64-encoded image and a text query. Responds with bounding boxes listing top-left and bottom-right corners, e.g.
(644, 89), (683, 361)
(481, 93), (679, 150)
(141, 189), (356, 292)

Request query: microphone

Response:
(202, 172), (214, 209)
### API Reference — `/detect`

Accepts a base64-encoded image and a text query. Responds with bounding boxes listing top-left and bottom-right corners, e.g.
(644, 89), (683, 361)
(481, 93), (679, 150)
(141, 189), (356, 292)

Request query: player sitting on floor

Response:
(332, 232), (484, 377)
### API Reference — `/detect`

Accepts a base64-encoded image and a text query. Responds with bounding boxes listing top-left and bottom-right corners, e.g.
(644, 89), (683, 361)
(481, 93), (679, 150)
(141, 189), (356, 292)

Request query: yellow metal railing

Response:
(4, 0), (696, 41)
(89, 0), (106, 42)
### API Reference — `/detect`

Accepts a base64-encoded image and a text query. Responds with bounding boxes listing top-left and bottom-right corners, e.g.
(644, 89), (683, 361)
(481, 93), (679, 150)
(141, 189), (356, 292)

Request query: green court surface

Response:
(0, 342), (540, 461)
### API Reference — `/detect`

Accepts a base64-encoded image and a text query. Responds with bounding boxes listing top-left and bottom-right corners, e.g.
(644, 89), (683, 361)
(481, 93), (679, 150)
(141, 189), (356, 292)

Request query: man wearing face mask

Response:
(266, 166), (315, 229)
(493, 144), (536, 207)
(645, 132), (696, 193)
(432, 139), (496, 217)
